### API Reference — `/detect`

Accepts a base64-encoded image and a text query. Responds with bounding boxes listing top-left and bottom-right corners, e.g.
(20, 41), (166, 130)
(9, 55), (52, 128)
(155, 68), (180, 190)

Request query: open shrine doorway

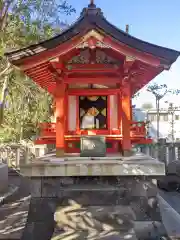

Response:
(79, 96), (108, 130)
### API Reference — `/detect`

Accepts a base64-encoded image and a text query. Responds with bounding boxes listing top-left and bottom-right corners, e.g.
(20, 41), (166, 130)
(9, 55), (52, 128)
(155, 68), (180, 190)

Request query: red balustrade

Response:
(130, 121), (147, 138)
(35, 121), (151, 145)
(38, 121), (147, 139)
(39, 123), (56, 137)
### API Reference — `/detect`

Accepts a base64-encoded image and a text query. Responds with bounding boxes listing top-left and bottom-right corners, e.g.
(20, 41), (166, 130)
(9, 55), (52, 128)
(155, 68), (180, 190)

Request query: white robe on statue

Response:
(81, 115), (95, 129)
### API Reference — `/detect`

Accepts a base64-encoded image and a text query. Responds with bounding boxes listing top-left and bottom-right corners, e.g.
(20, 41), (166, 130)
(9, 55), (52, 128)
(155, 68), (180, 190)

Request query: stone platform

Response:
(20, 176), (169, 240)
(19, 153), (165, 177)
(19, 153), (167, 239)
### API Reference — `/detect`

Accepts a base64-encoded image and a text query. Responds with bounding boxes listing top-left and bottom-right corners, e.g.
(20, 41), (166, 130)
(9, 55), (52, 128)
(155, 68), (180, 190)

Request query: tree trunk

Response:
(19, 94), (26, 141)
(0, 75), (8, 125)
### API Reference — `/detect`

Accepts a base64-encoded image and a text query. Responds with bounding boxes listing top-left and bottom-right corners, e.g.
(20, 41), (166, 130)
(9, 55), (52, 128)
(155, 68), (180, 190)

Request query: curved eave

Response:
(96, 17), (180, 65)
(5, 6), (180, 66)
(132, 67), (164, 94)
(5, 15), (86, 63)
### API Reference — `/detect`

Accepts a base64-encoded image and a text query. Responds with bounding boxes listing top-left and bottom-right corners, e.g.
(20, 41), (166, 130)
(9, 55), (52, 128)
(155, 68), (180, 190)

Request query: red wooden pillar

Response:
(121, 84), (132, 156)
(55, 83), (65, 157)
(117, 92), (122, 154)
(117, 92), (122, 130)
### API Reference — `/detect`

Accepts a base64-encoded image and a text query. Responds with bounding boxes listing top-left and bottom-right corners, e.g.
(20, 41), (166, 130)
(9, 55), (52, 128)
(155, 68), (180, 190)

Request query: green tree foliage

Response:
(147, 82), (179, 141)
(0, 0), (75, 143)
(147, 83), (179, 108)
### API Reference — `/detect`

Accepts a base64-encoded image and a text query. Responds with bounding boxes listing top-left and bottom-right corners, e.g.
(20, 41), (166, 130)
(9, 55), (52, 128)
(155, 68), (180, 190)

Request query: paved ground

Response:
(159, 190), (180, 215)
(1, 174), (180, 239)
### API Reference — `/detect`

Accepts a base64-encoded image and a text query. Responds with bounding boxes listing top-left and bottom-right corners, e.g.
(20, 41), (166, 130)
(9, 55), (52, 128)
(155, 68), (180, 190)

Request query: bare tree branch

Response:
(0, 0), (14, 30)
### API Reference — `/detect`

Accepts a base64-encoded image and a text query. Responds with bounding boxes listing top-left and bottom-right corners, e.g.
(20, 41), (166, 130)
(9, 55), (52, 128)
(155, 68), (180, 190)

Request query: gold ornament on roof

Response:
(82, 30), (104, 42)
(126, 55), (136, 62)
(76, 40), (110, 49)
(76, 41), (89, 49)
(96, 41), (111, 48)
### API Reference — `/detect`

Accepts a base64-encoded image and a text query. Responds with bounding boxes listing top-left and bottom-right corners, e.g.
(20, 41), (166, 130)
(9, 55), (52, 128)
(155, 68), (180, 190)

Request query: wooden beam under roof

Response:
(64, 76), (121, 84)
(68, 88), (120, 95)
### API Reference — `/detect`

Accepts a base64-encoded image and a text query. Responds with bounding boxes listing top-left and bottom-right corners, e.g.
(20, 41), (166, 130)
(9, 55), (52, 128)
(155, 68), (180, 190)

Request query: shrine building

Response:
(5, 2), (180, 157)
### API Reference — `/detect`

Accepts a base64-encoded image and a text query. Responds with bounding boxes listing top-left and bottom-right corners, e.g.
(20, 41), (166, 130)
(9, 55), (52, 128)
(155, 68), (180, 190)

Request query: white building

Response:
(133, 108), (180, 142)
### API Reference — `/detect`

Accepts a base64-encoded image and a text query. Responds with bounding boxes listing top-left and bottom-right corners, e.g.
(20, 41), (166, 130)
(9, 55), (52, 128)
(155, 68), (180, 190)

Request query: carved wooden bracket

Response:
(123, 55), (135, 75)
(121, 56), (136, 88)
(50, 62), (63, 75)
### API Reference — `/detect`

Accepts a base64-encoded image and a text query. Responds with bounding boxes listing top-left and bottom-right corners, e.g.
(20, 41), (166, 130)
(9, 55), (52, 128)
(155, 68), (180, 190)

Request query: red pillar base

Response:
(122, 149), (133, 157)
(56, 148), (64, 157)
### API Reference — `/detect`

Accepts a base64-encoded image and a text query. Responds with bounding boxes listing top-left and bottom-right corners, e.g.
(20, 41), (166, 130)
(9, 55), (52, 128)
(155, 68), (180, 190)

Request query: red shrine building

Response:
(5, 2), (180, 156)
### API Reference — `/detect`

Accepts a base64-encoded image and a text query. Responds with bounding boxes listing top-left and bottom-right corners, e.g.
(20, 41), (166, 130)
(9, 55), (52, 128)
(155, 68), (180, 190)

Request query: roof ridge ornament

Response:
(80, 0), (103, 16)
(89, 0), (96, 7)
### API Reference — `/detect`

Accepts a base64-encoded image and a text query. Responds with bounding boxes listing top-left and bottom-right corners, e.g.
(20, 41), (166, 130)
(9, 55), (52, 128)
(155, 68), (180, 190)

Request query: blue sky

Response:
(66, 0), (180, 108)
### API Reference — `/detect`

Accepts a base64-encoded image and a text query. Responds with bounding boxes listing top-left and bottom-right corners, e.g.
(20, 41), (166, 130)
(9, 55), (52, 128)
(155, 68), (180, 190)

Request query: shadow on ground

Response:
(0, 173), (30, 239)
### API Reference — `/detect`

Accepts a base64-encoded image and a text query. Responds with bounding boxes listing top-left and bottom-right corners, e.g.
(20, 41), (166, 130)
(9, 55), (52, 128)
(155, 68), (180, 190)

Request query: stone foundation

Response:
(21, 176), (169, 240)
(19, 153), (165, 177)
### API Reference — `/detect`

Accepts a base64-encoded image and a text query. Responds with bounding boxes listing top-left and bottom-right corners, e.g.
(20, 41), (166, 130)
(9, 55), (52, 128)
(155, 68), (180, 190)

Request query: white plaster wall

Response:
(68, 96), (77, 131)
(110, 95), (118, 129)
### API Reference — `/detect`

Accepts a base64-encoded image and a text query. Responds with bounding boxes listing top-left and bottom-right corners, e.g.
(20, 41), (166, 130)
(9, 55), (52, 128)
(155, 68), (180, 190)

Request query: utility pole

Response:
(166, 101), (177, 161)
(168, 103), (176, 144)
(156, 97), (160, 143)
